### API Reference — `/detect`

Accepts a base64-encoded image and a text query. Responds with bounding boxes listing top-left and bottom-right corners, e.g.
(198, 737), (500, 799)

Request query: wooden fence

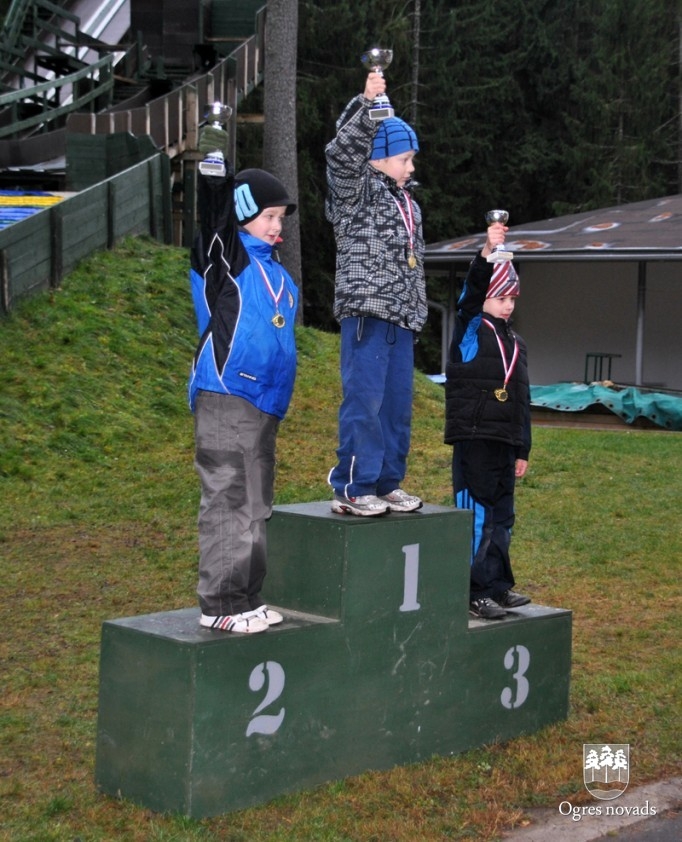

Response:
(0, 152), (171, 313)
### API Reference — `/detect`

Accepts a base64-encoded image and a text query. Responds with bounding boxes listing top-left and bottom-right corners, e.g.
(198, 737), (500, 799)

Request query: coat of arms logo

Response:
(583, 744), (630, 800)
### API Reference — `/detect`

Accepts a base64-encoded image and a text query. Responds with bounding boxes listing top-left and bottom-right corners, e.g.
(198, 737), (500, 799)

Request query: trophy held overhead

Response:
(361, 47), (395, 121)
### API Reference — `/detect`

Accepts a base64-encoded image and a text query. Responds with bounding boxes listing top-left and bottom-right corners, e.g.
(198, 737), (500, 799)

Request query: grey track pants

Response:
(194, 391), (279, 616)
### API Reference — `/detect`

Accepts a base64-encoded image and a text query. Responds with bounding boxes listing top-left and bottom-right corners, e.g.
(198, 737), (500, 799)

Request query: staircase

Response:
(0, 0), (265, 158)
(1, 0), (89, 91)
(0, 0), (269, 321)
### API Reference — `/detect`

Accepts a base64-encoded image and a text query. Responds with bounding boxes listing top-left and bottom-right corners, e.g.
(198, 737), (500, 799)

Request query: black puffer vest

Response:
(444, 313), (531, 456)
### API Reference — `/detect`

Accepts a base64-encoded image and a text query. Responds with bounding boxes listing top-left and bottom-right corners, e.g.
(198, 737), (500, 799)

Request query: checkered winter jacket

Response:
(325, 95), (427, 331)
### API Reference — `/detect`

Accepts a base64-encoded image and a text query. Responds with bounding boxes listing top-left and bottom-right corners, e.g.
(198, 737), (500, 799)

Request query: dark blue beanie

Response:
(370, 117), (419, 160)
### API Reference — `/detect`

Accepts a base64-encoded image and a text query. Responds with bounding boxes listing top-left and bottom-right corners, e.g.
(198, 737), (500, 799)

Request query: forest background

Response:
(0, 0), (680, 371)
(237, 0), (682, 373)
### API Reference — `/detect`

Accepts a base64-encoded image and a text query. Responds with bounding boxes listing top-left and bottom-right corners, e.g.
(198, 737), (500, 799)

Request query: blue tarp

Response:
(426, 376), (682, 430)
(0, 190), (62, 229)
(530, 383), (682, 431)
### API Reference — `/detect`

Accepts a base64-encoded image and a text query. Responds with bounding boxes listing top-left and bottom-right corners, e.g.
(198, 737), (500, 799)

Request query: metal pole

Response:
(635, 262), (646, 386)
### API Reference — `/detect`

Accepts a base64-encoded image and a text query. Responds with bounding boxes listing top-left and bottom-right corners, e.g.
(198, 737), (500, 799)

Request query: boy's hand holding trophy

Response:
(361, 48), (395, 121)
(198, 101), (233, 177)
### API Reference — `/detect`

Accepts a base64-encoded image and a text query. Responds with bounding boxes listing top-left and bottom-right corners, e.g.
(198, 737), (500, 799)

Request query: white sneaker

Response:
(379, 488), (423, 512)
(245, 605), (283, 625)
(200, 612), (269, 633)
(331, 493), (389, 517)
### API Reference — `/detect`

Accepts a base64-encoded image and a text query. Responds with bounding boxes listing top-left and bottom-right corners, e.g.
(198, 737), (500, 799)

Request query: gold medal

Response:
(272, 314), (285, 328)
(483, 318), (519, 405)
(407, 251), (417, 269)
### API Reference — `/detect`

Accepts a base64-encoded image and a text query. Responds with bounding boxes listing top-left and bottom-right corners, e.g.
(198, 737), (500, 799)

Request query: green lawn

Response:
(1, 237), (680, 841)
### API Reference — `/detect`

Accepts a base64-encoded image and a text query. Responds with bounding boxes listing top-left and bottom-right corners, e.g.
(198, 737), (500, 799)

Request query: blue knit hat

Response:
(370, 117), (419, 161)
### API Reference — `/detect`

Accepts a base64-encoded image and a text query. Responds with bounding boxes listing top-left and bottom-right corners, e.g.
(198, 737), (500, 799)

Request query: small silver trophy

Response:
(198, 101), (233, 177)
(485, 209), (513, 262)
(360, 47), (394, 121)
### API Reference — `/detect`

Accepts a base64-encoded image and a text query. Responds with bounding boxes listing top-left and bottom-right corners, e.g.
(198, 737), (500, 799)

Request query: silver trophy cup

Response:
(361, 48), (394, 121)
(485, 209), (513, 262)
(198, 101), (233, 177)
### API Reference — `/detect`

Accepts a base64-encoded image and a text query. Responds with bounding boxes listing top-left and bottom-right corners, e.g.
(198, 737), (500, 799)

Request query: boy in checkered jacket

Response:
(325, 71), (427, 517)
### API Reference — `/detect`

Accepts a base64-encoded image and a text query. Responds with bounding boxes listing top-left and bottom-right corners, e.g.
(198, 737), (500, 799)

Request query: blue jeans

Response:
(329, 317), (414, 498)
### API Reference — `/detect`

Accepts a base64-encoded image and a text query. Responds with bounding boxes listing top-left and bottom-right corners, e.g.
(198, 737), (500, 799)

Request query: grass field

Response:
(1, 237), (680, 841)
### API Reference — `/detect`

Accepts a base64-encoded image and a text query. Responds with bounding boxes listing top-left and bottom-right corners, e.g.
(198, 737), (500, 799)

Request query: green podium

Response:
(95, 503), (571, 817)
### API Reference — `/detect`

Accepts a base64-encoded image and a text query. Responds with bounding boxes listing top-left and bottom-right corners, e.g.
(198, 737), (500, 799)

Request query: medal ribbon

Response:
(254, 258), (284, 316)
(482, 318), (519, 390)
(391, 189), (415, 257)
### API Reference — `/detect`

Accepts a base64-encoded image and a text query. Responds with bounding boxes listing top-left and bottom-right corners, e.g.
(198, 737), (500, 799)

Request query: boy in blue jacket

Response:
(189, 126), (298, 633)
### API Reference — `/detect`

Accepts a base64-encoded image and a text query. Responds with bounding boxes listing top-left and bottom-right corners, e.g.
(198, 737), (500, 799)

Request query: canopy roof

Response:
(423, 194), (682, 389)
(425, 194), (682, 265)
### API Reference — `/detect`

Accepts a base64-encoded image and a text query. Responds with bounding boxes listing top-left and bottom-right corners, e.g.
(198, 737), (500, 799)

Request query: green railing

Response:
(0, 0), (81, 87)
(0, 53), (114, 137)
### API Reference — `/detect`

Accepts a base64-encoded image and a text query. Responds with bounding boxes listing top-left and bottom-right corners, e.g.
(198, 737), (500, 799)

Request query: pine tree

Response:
(291, 0), (680, 344)
(555, 0), (679, 212)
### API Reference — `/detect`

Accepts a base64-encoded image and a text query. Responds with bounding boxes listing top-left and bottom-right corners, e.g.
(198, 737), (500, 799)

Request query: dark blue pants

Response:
(452, 439), (517, 600)
(329, 317), (414, 498)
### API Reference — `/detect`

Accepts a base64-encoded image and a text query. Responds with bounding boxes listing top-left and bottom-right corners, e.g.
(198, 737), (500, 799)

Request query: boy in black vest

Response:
(444, 221), (532, 619)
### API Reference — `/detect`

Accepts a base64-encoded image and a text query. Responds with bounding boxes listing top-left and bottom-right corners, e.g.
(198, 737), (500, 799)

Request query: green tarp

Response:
(531, 383), (682, 431)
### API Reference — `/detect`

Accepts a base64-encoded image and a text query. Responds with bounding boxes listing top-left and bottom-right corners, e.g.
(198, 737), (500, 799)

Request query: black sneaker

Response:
(498, 590), (531, 608)
(469, 597), (506, 619)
